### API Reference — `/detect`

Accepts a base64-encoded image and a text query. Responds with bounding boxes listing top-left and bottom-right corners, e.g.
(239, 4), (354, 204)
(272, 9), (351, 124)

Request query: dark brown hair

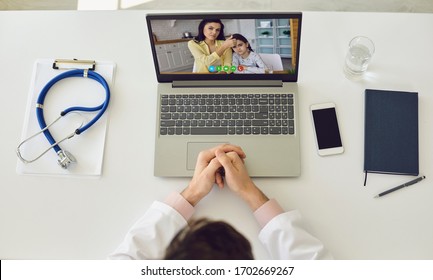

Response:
(232, 33), (254, 52)
(164, 218), (254, 260)
(194, 19), (226, 42)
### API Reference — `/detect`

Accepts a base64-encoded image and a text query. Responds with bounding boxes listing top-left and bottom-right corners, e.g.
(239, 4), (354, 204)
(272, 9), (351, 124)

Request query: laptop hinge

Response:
(172, 80), (283, 88)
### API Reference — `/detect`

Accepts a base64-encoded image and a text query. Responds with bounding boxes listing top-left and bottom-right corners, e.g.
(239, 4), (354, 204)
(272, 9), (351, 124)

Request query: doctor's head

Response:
(164, 218), (254, 260)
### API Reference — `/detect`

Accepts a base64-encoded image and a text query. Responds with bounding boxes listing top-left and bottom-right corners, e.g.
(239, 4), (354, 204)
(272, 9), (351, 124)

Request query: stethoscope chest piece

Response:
(57, 150), (76, 169)
(16, 68), (110, 169)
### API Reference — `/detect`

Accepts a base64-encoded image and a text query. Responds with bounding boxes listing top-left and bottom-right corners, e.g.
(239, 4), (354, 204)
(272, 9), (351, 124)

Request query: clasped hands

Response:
(181, 144), (268, 211)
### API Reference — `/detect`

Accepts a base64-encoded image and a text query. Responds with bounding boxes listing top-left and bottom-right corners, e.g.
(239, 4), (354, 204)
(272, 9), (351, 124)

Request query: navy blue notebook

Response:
(364, 89), (419, 185)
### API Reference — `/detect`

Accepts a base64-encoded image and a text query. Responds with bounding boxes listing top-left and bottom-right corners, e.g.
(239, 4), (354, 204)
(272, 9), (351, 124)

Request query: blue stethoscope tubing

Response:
(36, 69), (110, 154)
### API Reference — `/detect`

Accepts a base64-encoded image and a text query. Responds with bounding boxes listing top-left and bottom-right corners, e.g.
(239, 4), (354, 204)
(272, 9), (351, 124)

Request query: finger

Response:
(206, 157), (222, 176)
(215, 149), (234, 171)
(195, 144), (245, 175)
(198, 144), (242, 163)
(197, 149), (216, 163)
(225, 151), (241, 160)
(215, 172), (224, 189)
(215, 144), (246, 159)
(224, 151), (244, 170)
(195, 150), (217, 172)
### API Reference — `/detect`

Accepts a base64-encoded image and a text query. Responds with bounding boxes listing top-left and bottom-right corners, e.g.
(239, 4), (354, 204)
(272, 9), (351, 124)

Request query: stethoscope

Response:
(17, 69), (110, 169)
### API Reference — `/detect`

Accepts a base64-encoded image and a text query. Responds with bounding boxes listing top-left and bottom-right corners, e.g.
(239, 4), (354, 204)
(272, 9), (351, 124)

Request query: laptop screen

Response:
(146, 13), (302, 83)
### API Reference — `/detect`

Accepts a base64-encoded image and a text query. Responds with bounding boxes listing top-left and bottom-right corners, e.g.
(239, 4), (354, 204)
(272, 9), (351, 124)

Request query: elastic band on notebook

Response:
(363, 171), (368, 186)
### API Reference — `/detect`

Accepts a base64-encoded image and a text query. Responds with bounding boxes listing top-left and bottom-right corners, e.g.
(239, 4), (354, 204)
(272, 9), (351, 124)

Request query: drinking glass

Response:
(344, 36), (375, 77)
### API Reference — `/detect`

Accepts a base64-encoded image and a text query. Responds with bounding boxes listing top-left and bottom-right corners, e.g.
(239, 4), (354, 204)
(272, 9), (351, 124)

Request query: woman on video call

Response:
(188, 19), (236, 73)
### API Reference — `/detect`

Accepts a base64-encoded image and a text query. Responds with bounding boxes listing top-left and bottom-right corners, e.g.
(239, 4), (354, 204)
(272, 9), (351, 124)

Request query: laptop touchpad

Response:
(187, 142), (227, 170)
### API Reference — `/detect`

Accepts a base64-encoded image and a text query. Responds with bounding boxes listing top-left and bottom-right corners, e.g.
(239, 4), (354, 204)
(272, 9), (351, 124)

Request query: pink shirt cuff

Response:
(164, 192), (195, 221)
(253, 198), (285, 228)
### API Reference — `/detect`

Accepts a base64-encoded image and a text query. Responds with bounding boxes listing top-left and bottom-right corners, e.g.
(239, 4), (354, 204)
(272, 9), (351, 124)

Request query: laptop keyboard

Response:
(159, 94), (295, 136)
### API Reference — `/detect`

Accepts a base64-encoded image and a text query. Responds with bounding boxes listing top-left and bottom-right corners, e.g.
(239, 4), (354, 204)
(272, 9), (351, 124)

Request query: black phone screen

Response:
(312, 107), (343, 149)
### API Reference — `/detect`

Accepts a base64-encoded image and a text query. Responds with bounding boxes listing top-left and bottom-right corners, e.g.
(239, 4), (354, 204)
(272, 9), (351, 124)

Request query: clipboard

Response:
(16, 59), (116, 177)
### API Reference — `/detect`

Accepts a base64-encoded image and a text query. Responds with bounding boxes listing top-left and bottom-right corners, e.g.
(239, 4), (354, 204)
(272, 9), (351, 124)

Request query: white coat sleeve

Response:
(108, 201), (188, 260)
(258, 210), (333, 260)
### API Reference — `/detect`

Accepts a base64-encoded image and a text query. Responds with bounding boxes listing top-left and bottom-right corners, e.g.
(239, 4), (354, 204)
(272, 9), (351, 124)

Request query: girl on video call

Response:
(231, 33), (267, 74)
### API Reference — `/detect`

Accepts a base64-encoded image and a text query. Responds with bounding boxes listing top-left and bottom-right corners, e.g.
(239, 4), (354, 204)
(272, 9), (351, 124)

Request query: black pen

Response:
(374, 176), (426, 198)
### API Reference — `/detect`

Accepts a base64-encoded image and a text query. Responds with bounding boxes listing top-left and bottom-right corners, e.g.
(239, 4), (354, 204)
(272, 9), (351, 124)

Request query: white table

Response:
(1, 10), (432, 259)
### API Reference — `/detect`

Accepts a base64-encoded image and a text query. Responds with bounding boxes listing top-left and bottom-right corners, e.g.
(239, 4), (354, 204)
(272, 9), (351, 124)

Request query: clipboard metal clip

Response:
(52, 59), (96, 71)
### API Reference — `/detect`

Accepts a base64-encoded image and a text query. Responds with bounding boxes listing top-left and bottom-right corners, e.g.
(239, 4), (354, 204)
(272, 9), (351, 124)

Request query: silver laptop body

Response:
(146, 12), (302, 177)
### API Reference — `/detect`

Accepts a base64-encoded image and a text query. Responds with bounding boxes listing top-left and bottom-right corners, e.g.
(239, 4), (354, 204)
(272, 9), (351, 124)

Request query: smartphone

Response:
(310, 102), (344, 156)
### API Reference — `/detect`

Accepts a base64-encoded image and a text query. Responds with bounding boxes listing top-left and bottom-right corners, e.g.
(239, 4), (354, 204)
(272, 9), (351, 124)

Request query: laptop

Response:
(146, 12), (302, 177)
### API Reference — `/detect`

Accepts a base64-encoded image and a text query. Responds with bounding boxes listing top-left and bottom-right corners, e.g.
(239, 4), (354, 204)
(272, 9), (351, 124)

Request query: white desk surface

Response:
(1, 10), (433, 260)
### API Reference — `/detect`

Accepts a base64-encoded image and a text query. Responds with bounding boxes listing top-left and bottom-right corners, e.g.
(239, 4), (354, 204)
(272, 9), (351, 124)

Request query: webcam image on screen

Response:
(149, 17), (299, 76)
